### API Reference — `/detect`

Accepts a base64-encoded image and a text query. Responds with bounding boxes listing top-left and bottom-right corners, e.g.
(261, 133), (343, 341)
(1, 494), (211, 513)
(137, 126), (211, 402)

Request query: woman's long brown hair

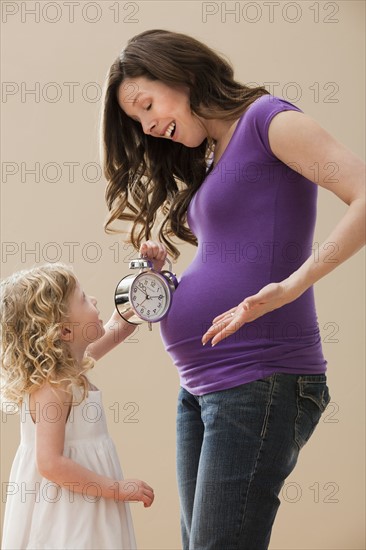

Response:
(101, 29), (269, 259)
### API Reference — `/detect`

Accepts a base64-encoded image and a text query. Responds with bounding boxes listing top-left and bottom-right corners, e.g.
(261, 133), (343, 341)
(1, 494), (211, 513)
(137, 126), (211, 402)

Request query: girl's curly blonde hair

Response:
(0, 263), (94, 408)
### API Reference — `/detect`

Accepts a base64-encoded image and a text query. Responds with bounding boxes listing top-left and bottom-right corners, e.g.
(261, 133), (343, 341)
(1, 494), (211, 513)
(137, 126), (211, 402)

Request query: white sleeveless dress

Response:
(1, 387), (137, 549)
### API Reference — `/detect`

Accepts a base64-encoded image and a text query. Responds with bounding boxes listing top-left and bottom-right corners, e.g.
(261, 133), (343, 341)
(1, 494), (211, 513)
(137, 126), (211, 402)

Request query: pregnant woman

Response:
(101, 29), (365, 549)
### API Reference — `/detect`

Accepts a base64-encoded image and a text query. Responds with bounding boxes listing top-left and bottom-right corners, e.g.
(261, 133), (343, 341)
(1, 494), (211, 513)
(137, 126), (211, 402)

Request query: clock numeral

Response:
(151, 281), (156, 288)
(133, 287), (137, 292)
(158, 295), (163, 300)
(147, 310), (150, 316)
(153, 309), (156, 313)
(132, 296), (136, 301)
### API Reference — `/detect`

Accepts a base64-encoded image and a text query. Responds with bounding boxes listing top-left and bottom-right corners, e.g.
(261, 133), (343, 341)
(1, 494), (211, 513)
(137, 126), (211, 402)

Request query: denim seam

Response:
(260, 376), (276, 439)
(298, 379), (329, 412)
(294, 378), (330, 450)
(294, 379), (302, 451)
(235, 373), (277, 548)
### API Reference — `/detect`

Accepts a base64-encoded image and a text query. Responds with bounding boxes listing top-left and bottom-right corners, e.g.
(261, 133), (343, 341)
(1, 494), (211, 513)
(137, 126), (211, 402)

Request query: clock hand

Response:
(138, 293), (152, 306)
(149, 294), (163, 300)
(136, 285), (153, 301)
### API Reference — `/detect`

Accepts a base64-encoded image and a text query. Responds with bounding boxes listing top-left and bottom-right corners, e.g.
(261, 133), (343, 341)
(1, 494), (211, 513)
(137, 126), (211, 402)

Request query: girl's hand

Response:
(139, 240), (168, 272)
(202, 280), (302, 347)
(117, 478), (155, 508)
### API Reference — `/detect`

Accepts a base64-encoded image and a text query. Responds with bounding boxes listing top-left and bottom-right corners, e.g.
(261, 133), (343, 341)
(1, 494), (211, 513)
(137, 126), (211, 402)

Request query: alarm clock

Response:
(114, 258), (178, 327)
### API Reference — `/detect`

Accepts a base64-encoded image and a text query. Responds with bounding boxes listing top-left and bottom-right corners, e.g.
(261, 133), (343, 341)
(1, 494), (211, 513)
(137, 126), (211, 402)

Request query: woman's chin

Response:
(180, 136), (207, 148)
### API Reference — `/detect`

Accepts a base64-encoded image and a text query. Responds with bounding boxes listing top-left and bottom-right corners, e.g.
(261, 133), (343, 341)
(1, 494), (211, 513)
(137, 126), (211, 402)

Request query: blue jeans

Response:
(176, 373), (330, 550)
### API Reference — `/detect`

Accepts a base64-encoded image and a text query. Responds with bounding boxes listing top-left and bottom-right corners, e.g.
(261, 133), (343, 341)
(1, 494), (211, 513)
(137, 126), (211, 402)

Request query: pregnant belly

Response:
(159, 262), (270, 349)
(159, 261), (319, 359)
(158, 261), (324, 394)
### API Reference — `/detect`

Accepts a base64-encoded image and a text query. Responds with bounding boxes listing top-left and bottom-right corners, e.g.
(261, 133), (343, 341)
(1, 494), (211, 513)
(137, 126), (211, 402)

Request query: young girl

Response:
(1, 240), (167, 549)
(101, 29), (365, 549)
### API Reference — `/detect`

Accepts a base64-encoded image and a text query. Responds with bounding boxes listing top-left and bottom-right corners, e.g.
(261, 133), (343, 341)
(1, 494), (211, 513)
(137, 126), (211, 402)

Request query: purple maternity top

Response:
(160, 95), (327, 396)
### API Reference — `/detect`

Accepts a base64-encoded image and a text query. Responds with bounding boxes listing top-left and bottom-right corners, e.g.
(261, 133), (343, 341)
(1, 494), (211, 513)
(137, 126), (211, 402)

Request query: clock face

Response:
(129, 271), (171, 322)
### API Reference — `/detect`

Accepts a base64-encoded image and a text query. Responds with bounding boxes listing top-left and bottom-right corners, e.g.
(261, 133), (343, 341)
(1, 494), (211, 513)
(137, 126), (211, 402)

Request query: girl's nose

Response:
(90, 296), (97, 306)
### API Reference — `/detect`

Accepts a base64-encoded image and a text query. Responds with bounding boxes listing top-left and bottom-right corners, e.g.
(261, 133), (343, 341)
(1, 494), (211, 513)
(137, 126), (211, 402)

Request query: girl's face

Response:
(117, 76), (208, 147)
(62, 280), (105, 356)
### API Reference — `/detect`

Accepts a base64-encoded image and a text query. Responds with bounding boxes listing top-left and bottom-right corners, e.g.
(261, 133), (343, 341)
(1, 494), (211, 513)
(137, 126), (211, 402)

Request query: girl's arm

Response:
(86, 309), (136, 361)
(87, 240), (168, 360)
(202, 111), (365, 345)
(32, 384), (154, 507)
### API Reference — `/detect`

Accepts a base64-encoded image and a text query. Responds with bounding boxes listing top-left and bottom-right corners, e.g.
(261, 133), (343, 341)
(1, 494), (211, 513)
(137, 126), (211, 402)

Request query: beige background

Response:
(1, 1), (365, 548)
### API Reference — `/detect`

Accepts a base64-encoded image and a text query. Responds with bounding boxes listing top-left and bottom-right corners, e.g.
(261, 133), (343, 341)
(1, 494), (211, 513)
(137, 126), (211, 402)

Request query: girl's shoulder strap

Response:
(20, 392), (36, 426)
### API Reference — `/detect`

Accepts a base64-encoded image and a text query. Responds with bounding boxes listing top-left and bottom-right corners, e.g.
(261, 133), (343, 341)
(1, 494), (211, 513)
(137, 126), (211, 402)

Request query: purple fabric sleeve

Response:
(253, 96), (303, 158)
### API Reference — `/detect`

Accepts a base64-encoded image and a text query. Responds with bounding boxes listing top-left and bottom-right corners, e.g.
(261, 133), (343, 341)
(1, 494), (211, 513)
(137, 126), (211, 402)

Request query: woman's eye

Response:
(146, 104), (152, 111)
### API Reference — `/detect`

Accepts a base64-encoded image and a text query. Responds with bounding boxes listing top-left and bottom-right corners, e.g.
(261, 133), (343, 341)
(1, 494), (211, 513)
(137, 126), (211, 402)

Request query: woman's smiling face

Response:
(117, 76), (208, 147)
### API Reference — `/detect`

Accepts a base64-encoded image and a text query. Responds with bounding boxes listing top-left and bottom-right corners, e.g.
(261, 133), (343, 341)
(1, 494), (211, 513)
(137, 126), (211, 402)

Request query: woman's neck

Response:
(203, 117), (238, 142)
(207, 118), (241, 167)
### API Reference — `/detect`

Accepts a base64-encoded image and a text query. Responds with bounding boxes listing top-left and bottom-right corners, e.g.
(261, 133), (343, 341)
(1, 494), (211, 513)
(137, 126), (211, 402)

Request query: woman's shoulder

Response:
(234, 94), (305, 159)
(244, 94), (304, 123)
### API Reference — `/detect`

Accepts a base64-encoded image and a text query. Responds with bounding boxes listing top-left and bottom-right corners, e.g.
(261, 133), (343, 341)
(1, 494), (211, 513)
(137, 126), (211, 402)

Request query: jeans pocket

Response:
(294, 374), (331, 450)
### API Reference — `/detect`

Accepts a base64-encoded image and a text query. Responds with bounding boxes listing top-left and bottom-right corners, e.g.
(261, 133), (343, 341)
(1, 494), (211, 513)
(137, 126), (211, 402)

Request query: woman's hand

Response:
(202, 279), (302, 347)
(139, 240), (168, 272)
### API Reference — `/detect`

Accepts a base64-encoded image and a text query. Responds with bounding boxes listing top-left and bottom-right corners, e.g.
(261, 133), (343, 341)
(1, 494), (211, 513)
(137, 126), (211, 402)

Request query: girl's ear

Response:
(60, 323), (73, 342)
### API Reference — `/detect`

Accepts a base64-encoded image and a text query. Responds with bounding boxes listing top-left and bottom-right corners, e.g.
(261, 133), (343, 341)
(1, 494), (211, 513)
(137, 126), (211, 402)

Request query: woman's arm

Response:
(269, 110), (365, 291)
(32, 384), (154, 506)
(202, 112), (365, 346)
